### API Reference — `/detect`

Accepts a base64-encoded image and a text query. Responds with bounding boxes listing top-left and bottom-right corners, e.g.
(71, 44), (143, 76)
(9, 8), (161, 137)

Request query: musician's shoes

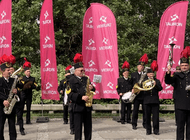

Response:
(132, 125), (137, 130)
(70, 130), (75, 135)
(127, 121), (132, 124)
(63, 121), (68, 124)
(20, 130), (26, 135)
(26, 122), (32, 124)
(146, 132), (151, 135)
(154, 132), (160, 135)
(121, 121), (125, 124)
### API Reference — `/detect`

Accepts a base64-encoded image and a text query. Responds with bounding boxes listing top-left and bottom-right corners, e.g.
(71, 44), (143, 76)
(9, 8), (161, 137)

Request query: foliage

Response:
(159, 99), (174, 105)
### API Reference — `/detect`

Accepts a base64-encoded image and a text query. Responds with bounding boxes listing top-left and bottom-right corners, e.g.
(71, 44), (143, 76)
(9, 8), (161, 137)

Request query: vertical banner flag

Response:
(0, 0), (12, 56)
(157, 1), (188, 99)
(82, 3), (119, 99)
(40, 0), (59, 100)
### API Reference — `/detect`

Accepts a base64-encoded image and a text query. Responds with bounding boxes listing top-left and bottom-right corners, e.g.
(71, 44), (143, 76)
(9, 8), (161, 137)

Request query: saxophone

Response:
(85, 76), (95, 107)
(3, 76), (20, 114)
(3, 66), (23, 114)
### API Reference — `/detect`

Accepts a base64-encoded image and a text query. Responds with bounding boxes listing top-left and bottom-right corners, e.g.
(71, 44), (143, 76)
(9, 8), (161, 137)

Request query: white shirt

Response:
(123, 77), (128, 80)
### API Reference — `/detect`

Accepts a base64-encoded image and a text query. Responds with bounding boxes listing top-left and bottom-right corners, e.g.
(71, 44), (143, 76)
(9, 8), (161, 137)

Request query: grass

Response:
(22, 111), (175, 120)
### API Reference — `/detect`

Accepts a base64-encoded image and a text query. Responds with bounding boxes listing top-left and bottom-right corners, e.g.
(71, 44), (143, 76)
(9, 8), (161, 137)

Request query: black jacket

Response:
(68, 75), (95, 112)
(165, 71), (190, 110)
(0, 77), (22, 107)
(117, 77), (132, 94)
(143, 77), (162, 104)
(131, 71), (144, 100)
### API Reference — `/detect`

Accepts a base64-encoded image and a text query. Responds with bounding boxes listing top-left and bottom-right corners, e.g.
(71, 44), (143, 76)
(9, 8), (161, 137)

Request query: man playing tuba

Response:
(143, 60), (162, 135)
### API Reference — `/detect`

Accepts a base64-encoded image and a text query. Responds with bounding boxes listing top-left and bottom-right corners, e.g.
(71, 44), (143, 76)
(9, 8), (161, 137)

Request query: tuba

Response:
(124, 67), (155, 103)
(85, 75), (96, 107)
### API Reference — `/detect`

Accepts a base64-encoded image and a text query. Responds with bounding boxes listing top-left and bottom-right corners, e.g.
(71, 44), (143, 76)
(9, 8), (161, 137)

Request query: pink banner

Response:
(0, 0), (12, 56)
(82, 3), (119, 99)
(157, 1), (188, 99)
(40, 0), (59, 100)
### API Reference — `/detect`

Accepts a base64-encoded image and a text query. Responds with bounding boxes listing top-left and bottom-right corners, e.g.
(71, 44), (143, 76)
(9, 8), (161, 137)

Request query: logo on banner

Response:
(101, 60), (114, 72)
(43, 35), (53, 48)
(0, 36), (9, 48)
(103, 82), (117, 94)
(164, 37), (180, 49)
(99, 37), (113, 50)
(42, 82), (57, 95)
(171, 14), (178, 21)
(85, 60), (98, 72)
(86, 17), (93, 28)
(107, 82), (113, 89)
(88, 60), (95, 67)
(42, 11), (51, 24)
(162, 66), (176, 72)
(46, 82), (53, 89)
(43, 59), (55, 72)
(1, 11), (6, 19)
(165, 14), (182, 26)
(160, 83), (173, 94)
(86, 39), (96, 50)
(97, 15), (111, 28)
(0, 11), (10, 24)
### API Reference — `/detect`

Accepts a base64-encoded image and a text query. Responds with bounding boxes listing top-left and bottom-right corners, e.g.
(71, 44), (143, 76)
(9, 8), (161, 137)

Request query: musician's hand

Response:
(89, 84), (93, 90)
(132, 89), (134, 93)
(3, 100), (9, 107)
(119, 93), (123, 96)
(167, 65), (171, 74)
(12, 88), (17, 94)
(82, 96), (89, 101)
(60, 90), (63, 94)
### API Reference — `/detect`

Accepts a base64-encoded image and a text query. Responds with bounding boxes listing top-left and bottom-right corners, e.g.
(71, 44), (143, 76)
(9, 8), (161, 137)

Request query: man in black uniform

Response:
(131, 54), (148, 130)
(9, 55), (26, 135)
(20, 58), (37, 124)
(172, 66), (181, 126)
(117, 60), (132, 124)
(58, 65), (75, 135)
(144, 61), (162, 135)
(68, 53), (95, 140)
(165, 47), (190, 140)
(0, 54), (20, 140)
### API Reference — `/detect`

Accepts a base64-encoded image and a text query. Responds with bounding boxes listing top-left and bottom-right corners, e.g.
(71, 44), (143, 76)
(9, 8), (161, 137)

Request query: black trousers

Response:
(120, 100), (131, 122)
(132, 99), (146, 127)
(63, 104), (68, 123)
(144, 104), (159, 133)
(16, 102), (24, 131)
(68, 103), (74, 131)
(74, 111), (92, 140)
(174, 99), (178, 124)
(176, 109), (190, 140)
(0, 106), (17, 140)
(19, 93), (32, 123)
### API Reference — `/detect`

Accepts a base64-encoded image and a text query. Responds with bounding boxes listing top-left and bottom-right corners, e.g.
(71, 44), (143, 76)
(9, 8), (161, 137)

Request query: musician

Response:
(172, 66), (181, 126)
(58, 65), (75, 135)
(116, 61), (132, 124)
(0, 54), (22, 140)
(131, 53), (148, 130)
(68, 53), (95, 140)
(144, 61), (162, 135)
(9, 55), (26, 135)
(165, 47), (190, 140)
(20, 58), (37, 124)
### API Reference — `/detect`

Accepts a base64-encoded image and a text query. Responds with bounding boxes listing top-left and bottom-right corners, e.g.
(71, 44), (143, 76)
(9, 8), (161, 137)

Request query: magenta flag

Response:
(82, 3), (119, 99)
(40, 0), (59, 100)
(157, 1), (188, 99)
(0, 0), (12, 56)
